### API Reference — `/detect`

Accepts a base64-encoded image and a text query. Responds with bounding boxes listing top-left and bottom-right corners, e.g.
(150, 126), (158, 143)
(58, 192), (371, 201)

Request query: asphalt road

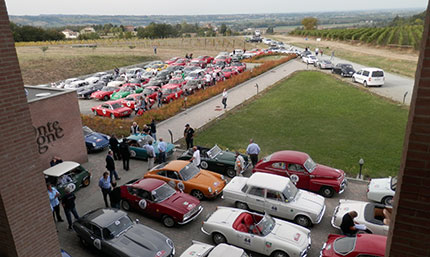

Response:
(58, 148), (369, 257)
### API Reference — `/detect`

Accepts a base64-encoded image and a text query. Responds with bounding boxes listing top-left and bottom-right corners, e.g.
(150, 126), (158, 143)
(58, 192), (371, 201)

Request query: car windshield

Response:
(261, 154), (273, 163)
(304, 157), (317, 173)
(188, 73), (199, 78)
(169, 79), (182, 84)
(104, 215), (133, 239)
(323, 60), (331, 64)
(391, 176), (397, 191)
(179, 163), (200, 181)
(256, 213), (275, 236)
(101, 87), (113, 92)
(175, 59), (185, 63)
(207, 145), (222, 159)
(124, 96), (135, 101)
(111, 103), (122, 109)
(282, 180), (298, 201)
(82, 126), (94, 136)
(333, 237), (356, 255)
(152, 183), (176, 202)
(162, 88), (173, 94)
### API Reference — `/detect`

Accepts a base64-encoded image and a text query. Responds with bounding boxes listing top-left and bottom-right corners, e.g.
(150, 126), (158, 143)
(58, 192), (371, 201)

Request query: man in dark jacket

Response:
(109, 134), (121, 160)
(147, 119), (157, 141)
(62, 185), (79, 230)
(109, 182), (121, 209)
(106, 150), (120, 181)
(119, 138), (131, 171)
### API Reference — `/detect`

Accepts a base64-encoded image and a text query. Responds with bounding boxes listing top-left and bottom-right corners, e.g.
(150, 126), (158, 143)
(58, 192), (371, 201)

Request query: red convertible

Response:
(214, 55), (232, 64)
(231, 62), (247, 73)
(90, 86), (120, 101)
(320, 234), (386, 257)
(91, 100), (132, 119)
(120, 178), (203, 227)
(196, 55), (214, 64)
(252, 150), (347, 197)
(161, 84), (183, 103)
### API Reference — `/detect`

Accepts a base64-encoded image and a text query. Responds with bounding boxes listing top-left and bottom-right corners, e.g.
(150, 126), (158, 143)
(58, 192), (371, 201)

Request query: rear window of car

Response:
(333, 237), (356, 255)
(372, 71), (384, 77)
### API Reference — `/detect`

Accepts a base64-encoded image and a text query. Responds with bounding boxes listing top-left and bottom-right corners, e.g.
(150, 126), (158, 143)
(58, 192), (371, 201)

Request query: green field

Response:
(195, 71), (408, 178)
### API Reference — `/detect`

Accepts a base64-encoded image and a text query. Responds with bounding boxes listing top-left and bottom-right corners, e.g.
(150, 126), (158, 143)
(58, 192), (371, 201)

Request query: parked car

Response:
(165, 57), (180, 65)
(214, 55), (232, 64)
(180, 242), (248, 257)
(183, 80), (203, 95)
(120, 178), (203, 227)
(141, 86), (159, 100)
(221, 67), (238, 79)
(185, 70), (205, 81)
(201, 207), (311, 257)
(319, 234), (387, 257)
(90, 86), (120, 101)
(161, 84), (184, 103)
(367, 176), (396, 206)
(44, 161), (91, 198)
(189, 59), (207, 68)
(253, 151), (347, 197)
(73, 208), (175, 257)
(65, 80), (89, 90)
(77, 83), (105, 99)
(152, 70), (172, 85)
(91, 100), (133, 119)
(299, 50), (312, 57)
(165, 77), (187, 88)
(230, 62), (247, 73)
(177, 145), (249, 178)
(58, 78), (79, 88)
(172, 58), (189, 66)
(110, 84), (143, 100)
(332, 63), (355, 77)
(331, 199), (392, 235)
(223, 172), (326, 227)
(126, 68), (145, 78)
(122, 134), (175, 160)
(352, 68), (385, 87)
(83, 126), (109, 152)
(196, 55), (214, 64)
(213, 61), (227, 70)
(315, 59), (334, 69)
(120, 93), (143, 109)
(144, 160), (227, 200)
(302, 55), (318, 64)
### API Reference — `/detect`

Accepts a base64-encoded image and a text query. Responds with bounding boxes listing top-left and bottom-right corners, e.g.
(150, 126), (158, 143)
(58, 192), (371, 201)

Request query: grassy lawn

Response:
(195, 71), (408, 178)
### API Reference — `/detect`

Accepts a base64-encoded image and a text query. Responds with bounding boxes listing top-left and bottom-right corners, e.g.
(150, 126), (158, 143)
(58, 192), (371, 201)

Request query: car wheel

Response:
(271, 250), (289, 257)
(103, 95), (109, 101)
(110, 114), (115, 119)
(162, 215), (175, 228)
(121, 200), (131, 211)
(331, 69), (335, 74)
(191, 190), (204, 200)
(382, 196), (393, 206)
(130, 150), (136, 158)
(212, 232), (227, 245)
(319, 64), (322, 69)
(82, 177), (90, 187)
(320, 186), (335, 198)
(352, 77), (356, 83)
(340, 72), (344, 76)
(93, 110), (97, 116)
(235, 201), (249, 210)
(226, 167), (236, 178)
(294, 215), (312, 228)
(200, 161), (209, 169)
(364, 81), (368, 87)
(79, 236), (90, 248)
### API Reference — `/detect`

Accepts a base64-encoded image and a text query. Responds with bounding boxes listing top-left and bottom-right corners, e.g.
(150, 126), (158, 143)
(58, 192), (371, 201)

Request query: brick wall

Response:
(0, 1), (61, 256)
(386, 2), (430, 257)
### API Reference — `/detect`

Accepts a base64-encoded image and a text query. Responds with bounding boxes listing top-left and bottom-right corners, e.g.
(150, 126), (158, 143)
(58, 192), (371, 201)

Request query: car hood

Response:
(369, 178), (392, 192)
(290, 190), (325, 214)
(180, 243), (214, 257)
(159, 192), (200, 215)
(112, 92), (129, 98)
(313, 164), (344, 179)
(270, 221), (310, 248)
(343, 67), (355, 73)
(213, 151), (236, 163)
(111, 224), (173, 256)
(190, 171), (224, 189)
(85, 133), (108, 144)
(92, 90), (112, 97)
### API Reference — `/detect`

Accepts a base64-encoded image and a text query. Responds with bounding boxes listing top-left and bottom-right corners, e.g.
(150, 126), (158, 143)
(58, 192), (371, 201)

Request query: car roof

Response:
(158, 160), (189, 171)
(247, 173), (291, 191)
(83, 208), (127, 228)
(43, 161), (80, 177)
(267, 150), (309, 164)
(132, 178), (165, 191)
(359, 67), (384, 72)
(162, 84), (180, 89)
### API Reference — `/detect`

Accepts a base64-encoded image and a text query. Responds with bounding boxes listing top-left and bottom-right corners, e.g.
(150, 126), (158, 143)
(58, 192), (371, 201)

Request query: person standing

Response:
(153, 46), (157, 54)
(157, 90), (163, 108)
(98, 172), (111, 208)
(235, 151), (245, 176)
(130, 122), (140, 135)
(50, 156), (63, 167)
(222, 89), (228, 109)
(189, 146), (201, 167)
(184, 124), (194, 149)
(320, 49), (324, 56)
(119, 138), (130, 171)
(315, 48), (319, 56)
(147, 119), (157, 141)
(106, 150), (120, 181)
(158, 137), (167, 163)
(109, 134), (121, 160)
(340, 211), (359, 236)
(109, 182), (121, 209)
(246, 139), (261, 167)
(62, 185), (79, 230)
(145, 141), (156, 171)
(47, 183), (64, 222)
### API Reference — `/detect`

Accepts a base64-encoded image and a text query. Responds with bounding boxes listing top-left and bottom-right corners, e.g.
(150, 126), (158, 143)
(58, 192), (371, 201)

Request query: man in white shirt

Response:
(145, 141), (156, 171)
(189, 146), (201, 167)
(235, 151), (245, 176)
(222, 89), (228, 109)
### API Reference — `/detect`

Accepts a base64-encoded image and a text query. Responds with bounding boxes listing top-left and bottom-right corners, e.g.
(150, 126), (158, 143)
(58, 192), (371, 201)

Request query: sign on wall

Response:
(34, 121), (64, 154)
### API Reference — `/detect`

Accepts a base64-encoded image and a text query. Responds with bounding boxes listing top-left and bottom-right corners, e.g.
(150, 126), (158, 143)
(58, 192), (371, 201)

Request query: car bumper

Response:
(178, 205), (204, 225)
(331, 205), (340, 229)
(200, 226), (210, 235)
(339, 178), (347, 194)
(301, 233), (312, 257)
(315, 204), (326, 224)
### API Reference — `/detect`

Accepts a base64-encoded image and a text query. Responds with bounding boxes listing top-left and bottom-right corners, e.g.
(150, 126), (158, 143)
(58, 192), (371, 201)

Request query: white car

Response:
(84, 76), (100, 85)
(64, 80), (88, 89)
(126, 68), (145, 78)
(201, 207), (311, 257)
(352, 68), (385, 87)
(302, 55), (318, 64)
(180, 241), (248, 257)
(331, 199), (392, 236)
(222, 173), (325, 228)
(367, 176), (396, 206)
(57, 78), (79, 88)
(107, 80), (126, 88)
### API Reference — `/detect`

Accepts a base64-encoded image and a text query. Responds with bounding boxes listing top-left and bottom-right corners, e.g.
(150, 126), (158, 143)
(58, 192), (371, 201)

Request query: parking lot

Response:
(58, 148), (369, 257)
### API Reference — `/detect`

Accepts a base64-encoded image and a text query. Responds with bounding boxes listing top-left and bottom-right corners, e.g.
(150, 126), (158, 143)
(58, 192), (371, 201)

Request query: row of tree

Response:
(11, 22), (65, 42)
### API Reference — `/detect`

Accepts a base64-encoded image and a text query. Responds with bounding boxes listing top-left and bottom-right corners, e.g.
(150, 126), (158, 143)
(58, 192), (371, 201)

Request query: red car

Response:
(171, 58), (189, 66)
(196, 55), (214, 64)
(142, 86), (159, 100)
(231, 62), (247, 73)
(221, 67), (238, 79)
(189, 59), (207, 68)
(120, 93), (143, 109)
(161, 84), (183, 103)
(165, 77), (187, 88)
(120, 178), (203, 227)
(91, 100), (132, 119)
(90, 86), (120, 101)
(320, 234), (387, 257)
(165, 57), (180, 65)
(214, 55), (232, 64)
(252, 150), (347, 197)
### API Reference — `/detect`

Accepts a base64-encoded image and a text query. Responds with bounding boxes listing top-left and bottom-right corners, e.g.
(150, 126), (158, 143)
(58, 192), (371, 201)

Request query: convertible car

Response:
(123, 134), (175, 161)
(201, 207), (311, 257)
(319, 234), (387, 257)
(120, 178), (203, 227)
(73, 208), (175, 257)
(331, 199), (392, 236)
(83, 126), (109, 153)
(180, 241), (248, 257)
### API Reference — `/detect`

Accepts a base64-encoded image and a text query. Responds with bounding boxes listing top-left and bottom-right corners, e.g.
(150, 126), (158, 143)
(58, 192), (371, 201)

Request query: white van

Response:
(352, 68), (385, 87)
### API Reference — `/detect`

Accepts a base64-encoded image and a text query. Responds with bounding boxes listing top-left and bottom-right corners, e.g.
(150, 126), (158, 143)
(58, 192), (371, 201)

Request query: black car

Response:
(77, 83), (106, 99)
(332, 63), (356, 77)
(73, 208), (175, 257)
(153, 71), (171, 85)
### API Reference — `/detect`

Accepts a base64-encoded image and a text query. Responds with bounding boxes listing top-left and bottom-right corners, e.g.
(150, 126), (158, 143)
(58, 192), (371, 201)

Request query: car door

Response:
(362, 70), (370, 83)
(246, 186), (266, 212)
(89, 223), (104, 252)
(287, 163), (310, 190)
(265, 189), (293, 221)
(355, 70), (363, 82)
(101, 104), (110, 116)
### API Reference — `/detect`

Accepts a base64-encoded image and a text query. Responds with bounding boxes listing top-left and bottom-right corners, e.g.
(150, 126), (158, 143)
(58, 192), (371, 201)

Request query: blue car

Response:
(83, 126), (110, 153)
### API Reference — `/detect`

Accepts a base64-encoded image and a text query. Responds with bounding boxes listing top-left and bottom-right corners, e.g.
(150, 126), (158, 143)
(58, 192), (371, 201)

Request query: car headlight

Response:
(92, 142), (96, 147)
(208, 187), (212, 193)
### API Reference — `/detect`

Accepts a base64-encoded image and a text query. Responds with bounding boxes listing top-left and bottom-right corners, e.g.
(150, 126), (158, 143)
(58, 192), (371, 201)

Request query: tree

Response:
(301, 17), (318, 30)
(266, 27), (274, 34)
(220, 24), (227, 35)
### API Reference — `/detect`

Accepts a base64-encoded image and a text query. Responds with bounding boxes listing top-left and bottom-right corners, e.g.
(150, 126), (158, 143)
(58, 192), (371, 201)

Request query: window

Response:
(101, 104), (109, 109)
(288, 164), (305, 172)
(271, 162), (286, 170)
(157, 170), (167, 177)
(248, 187), (265, 197)
(92, 224), (102, 238)
(356, 71), (362, 75)
(166, 170), (180, 180)
(266, 190), (283, 201)
(362, 70), (370, 76)
(241, 184), (249, 193)
(371, 71), (384, 77)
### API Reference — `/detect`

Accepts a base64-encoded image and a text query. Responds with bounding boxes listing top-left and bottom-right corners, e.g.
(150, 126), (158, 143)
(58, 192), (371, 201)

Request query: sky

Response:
(5, 0), (429, 16)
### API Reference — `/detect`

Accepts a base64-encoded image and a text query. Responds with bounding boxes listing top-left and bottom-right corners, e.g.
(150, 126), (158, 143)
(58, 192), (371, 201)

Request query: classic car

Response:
(252, 150), (347, 198)
(171, 58), (189, 66)
(144, 160), (227, 200)
(185, 70), (205, 81)
(120, 178), (203, 227)
(106, 77), (127, 88)
(120, 93), (143, 109)
(77, 83), (105, 99)
(196, 55), (214, 64)
(231, 62), (247, 73)
(83, 126), (109, 152)
(125, 68), (144, 78)
(121, 134), (175, 160)
(221, 67), (238, 79)
(180, 241), (248, 257)
(183, 80), (203, 94)
(90, 86), (120, 101)
(332, 63), (355, 77)
(331, 199), (392, 236)
(57, 78), (79, 88)
(145, 63), (168, 72)
(214, 55), (232, 64)
(367, 176), (396, 206)
(142, 86), (160, 100)
(84, 76), (101, 85)
(166, 77), (187, 88)
(110, 84), (143, 100)
(223, 172), (326, 227)
(44, 161), (91, 198)
(91, 100), (133, 119)
(165, 57), (180, 65)
(177, 145), (249, 178)
(64, 80), (89, 90)
(213, 61), (227, 70)
(319, 234), (387, 257)
(165, 65), (184, 74)
(352, 68), (385, 87)
(302, 55), (318, 64)
(73, 208), (175, 257)
(189, 59), (207, 68)
(161, 84), (184, 103)
(315, 60), (334, 69)
(151, 70), (171, 85)
(201, 207), (311, 257)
